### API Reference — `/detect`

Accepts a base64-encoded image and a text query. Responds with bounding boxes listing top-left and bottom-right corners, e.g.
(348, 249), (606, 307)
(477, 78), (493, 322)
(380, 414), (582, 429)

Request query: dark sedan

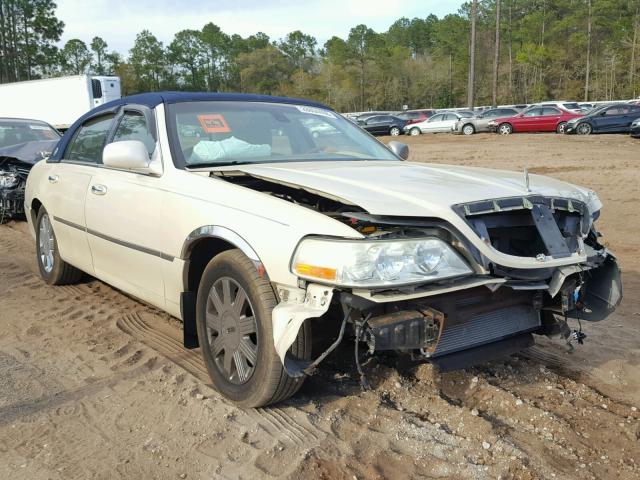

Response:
(0, 118), (61, 222)
(565, 103), (640, 134)
(357, 114), (407, 136)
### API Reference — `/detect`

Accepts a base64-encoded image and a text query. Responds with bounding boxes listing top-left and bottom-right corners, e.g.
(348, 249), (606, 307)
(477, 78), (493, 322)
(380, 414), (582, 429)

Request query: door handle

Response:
(48, 175), (59, 183)
(91, 184), (107, 195)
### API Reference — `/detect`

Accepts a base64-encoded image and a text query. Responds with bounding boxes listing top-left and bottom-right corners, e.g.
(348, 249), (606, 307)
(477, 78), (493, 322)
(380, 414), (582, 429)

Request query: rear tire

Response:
(576, 122), (592, 135)
(196, 249), (311, 407)
(409, 127), (421, 136)
(498, 123), (513, 135)
(556, 122), (567, 134)
(35, 207), (83, 285)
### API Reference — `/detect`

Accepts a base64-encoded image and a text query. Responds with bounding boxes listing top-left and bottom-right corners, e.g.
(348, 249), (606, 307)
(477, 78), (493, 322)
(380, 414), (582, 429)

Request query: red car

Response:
(396, 109), (436, 125)
(488, 105), (583, 134)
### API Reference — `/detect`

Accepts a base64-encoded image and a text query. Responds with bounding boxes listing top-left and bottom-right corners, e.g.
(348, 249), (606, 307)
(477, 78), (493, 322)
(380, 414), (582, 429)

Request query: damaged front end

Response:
(0, 158), (31, 223)
(0, 140), (57, 223)
(269, 193), (621, 378)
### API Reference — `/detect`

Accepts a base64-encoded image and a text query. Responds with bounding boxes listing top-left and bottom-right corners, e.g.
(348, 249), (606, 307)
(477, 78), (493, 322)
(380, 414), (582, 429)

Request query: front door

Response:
(84, 110), (166, 308)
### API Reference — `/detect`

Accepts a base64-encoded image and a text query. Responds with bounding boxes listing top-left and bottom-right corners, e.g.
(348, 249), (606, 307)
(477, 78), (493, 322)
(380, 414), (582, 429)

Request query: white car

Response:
(25, 93), (622, 407)
(405, 111), (473, 135)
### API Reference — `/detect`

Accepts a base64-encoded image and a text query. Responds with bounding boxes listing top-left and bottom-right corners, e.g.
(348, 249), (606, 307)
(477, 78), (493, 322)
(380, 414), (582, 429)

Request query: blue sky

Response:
(57, 0), (462, 54)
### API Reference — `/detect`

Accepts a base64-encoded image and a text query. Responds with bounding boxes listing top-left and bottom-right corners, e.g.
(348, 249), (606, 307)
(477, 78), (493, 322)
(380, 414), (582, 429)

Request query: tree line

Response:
(1, 0), (639, 112)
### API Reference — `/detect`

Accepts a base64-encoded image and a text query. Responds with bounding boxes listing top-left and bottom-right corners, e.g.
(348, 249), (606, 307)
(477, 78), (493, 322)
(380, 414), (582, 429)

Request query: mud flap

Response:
(570, 255), (623, 321)
(272, 284), (332, 377)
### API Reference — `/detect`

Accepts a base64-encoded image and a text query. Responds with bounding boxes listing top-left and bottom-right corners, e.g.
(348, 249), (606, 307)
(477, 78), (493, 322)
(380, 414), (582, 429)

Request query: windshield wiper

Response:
(186, 160), (256, 170)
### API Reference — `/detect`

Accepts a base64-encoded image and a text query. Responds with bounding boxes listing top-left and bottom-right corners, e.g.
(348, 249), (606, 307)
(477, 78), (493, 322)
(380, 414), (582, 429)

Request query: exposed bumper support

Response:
(272, 283), (333, 377)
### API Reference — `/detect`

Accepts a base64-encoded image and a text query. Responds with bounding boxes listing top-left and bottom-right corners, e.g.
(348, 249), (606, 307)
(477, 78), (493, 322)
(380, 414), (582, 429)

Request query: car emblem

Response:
(523, 168), (531, 192)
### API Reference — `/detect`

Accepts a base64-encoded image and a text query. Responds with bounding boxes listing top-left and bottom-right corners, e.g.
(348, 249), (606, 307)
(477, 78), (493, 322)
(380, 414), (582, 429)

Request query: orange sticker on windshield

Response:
(198, 114), (230, 133)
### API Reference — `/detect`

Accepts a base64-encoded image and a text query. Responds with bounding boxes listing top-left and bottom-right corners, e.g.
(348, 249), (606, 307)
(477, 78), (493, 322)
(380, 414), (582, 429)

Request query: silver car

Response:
(453, 108), (520, 135)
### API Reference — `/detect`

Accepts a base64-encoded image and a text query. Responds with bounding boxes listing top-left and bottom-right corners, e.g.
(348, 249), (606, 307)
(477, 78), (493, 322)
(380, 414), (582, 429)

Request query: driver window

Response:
(65, 114), (115, 164)
(523, 108), (542, 117)
(429, 114), (443, 122)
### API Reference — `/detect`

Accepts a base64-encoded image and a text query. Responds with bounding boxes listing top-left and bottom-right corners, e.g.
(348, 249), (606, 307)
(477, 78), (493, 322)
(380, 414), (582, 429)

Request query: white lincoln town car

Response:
(25, 93), (622, 407)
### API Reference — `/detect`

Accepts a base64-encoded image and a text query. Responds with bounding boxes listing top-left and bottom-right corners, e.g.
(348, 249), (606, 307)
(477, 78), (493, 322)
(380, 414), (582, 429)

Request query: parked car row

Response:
(352, 98), (640, 139)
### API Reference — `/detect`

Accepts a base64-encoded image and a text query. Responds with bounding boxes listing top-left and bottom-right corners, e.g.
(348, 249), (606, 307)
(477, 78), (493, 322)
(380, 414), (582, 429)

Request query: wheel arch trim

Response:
(180, 225), (262, 265)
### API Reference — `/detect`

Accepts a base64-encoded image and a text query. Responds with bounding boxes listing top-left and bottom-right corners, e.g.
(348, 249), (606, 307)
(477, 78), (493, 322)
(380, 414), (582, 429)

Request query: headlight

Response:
(0, 170), (19, 188)
(291, 237), (472, 287)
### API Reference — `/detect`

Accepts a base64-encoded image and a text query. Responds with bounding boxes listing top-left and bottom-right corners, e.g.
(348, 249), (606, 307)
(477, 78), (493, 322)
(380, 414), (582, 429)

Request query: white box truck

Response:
(0, 75), (121, 130)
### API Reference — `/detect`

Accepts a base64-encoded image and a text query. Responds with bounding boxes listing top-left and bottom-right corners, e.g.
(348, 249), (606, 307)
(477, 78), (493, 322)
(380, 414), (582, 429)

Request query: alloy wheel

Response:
(205, 277), (258, 385)
(410, 128), (420, 136)
(390, 127), (400, 136)
(462, 124), (474, 135)
(577, 123), (592, 135)
(38, 213), (55, 273)
(499, 124), (512, 135)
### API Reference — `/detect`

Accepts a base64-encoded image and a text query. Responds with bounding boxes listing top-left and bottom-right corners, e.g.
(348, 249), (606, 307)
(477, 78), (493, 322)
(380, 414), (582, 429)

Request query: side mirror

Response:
(103, 140), (150, 171)
(388, 141), (409, 160)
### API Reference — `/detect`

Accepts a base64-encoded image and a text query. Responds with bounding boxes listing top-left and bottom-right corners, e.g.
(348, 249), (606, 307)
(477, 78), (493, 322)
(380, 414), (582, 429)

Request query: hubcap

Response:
(463, 125), (474, 135)
(38, 213), (55, 273)
(578, 123), (590, 134)
(206, 277), (258, 385)
(410, 128), (420, 136)
(390, 127), (400, 136)
(499, 125), (510, 134)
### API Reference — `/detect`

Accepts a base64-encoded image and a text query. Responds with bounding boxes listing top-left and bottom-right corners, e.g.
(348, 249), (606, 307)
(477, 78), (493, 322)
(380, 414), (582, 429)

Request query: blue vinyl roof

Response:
(50, 92), (332, 161)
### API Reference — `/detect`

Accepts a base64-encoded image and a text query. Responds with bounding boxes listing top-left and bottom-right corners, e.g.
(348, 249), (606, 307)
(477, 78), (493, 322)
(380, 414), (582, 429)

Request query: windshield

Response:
(167, 101), (400, 168)
(0, 120), (60, 149)
(562, 103), (580, 110)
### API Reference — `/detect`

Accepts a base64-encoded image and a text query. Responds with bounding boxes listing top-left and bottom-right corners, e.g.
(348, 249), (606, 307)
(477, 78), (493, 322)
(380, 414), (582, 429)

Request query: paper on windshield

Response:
(190, 136), (271, 164)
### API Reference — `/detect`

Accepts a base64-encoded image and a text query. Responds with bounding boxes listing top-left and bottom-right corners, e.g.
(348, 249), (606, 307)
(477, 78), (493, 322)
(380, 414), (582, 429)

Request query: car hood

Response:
(220, 160), (600, 218)
(0, 140), (59, 166)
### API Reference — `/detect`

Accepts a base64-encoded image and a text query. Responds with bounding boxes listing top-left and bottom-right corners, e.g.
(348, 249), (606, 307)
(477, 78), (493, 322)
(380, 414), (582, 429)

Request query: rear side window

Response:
(524, 108), (542, 117)
(112, 111), (156, 157)
(65, 114), (114, 164)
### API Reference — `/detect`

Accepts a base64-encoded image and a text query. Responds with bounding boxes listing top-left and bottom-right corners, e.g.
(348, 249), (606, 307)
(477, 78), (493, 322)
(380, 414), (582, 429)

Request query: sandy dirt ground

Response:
(1, 133), (639, 480)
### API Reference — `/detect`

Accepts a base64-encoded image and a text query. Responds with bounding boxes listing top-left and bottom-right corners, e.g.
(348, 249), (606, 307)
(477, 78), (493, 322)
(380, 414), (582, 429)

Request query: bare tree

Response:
(492, 0), (501, 107)
(467, 0), (478, 109)
(585, 0), (592, 101)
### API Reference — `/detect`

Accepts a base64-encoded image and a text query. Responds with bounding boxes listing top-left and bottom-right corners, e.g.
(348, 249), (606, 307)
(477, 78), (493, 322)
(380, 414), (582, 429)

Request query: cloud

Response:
(56, 0), (460, 53)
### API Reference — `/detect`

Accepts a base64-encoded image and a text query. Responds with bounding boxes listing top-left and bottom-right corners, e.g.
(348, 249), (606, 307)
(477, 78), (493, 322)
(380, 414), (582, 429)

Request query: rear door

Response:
(541, 107), (562, 131)
(442, 113), (459, 132)
(48, 113), (116, 274)
(620, 105), (640, 132)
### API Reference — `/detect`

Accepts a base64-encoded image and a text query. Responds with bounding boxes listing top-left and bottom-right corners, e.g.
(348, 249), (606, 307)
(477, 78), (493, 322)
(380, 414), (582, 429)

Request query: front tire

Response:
(409, 127), (421, 136)
(556, 122), (567, 134)
(389, 126), (401, 136)
(196, 249), (310, 407)
(498, 123), (513, 135)
(576, 122), (592, 135)
(462, 123), (475, 135)
(35, 207), (82, 285)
